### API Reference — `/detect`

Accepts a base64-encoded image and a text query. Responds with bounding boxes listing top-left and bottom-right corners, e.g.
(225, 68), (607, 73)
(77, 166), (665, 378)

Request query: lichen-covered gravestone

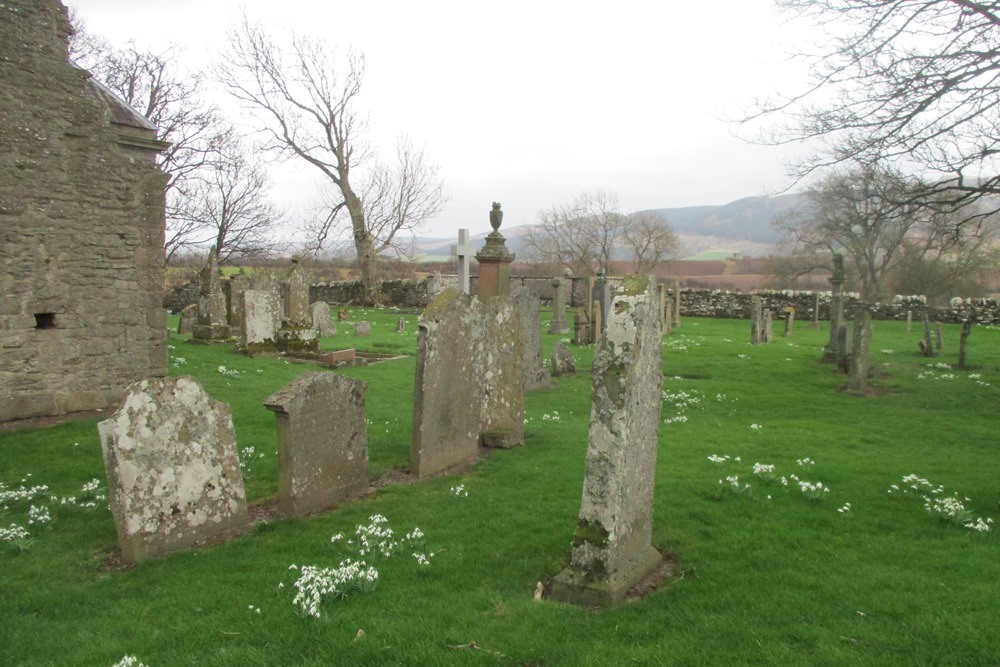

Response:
(551, 341), (576, 377)
(240, 289), (281, 352)
(512, 286), (553, 391)
(551, 276), (663, 607)
(311, 300), (336, 336)
(264, 372), (369, 516)
(177, 304), (197, 335)
(97, 376), (248, 564)
(355, 321), (372, 336)
(411, 289), (524, 478)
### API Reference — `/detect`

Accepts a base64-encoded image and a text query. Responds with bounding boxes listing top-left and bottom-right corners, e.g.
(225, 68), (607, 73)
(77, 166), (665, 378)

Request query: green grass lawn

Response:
(1, 310), (998, 666)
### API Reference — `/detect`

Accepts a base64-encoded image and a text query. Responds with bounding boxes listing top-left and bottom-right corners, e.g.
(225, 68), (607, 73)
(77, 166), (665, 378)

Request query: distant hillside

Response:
(403, 193), (807, 260)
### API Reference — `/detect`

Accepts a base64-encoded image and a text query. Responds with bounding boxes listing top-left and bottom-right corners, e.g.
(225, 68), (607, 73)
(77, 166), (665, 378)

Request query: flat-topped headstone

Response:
(264, 372), (369, 516)
(355, 321), (372, 336)
(411, 289), (524, 478)
(551, 276), (663, 607)
(847, 308), (872, 395)
(226, 269), (251, 336)
(395, 316), (406, 333)
(97, 376), (248, 564)
(573, 307), (591, 346)
(513, 286), (553, 391)
(311, 300), (336, 336)
(551, 341), (576, 377)
(192, 246), (231, 340)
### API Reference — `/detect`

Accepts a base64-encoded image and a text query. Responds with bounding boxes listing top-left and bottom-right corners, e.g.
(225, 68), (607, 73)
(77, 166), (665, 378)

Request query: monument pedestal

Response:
(551, 545), (662, 607)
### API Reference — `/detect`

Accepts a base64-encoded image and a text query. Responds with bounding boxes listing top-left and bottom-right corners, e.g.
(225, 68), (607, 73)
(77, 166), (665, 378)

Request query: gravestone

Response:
(240, 290), (281, 352)
(318, 349), (356, 366)
(551, 341), (576, 377)
(551, 276), (663, 607)
(750, 295), (764, 345)
(178, 304), (197, 335)
(548, 271), (571, 335)
(264, 372), (369, 516)
(836, 324), (850, 374)
(355, 321), (372, 336)
(920, 313), (935, 357)
(663, 301), (673, 335)
(411, 289), (524, 478)
(450, 228), (474, 294)
(226, 269), (251, 338)
(784, 308), (795, 337)
(311, 301), (336, 336)
(97, 376), (248, 564)
(395, 316), (406, 333)
(476, 203), (515, 299)
(513, 287), (553, 391)
(592, 269), (611, 337)
(958, 319), (971, 369)
(673, 281), (682, 328)
(822, 253), (846, 363)
(906, 310), (913, 333)
(847, 309), (872, 395)
(573, 307), (591, 346)
(277, 258), (317, 353)
(763, 310), (774, 343)
(192, 247), (232, 341)
(811, 292), (821, 329)
(591, 299), (603, 345)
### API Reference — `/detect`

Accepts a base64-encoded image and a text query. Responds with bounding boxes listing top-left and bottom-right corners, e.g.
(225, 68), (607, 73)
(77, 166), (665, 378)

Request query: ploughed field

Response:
(2, 309), (998, 665)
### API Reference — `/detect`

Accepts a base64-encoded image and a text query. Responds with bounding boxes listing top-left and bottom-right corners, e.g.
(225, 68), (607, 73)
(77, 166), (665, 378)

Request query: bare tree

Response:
(69, 19), (226, 261)
(745, 0), (1000, 216)
(218, 18), (447, 304)
(621, 210), (681, 274)
(774, 161), (998, 301)
(521, 190), (629, 276)
(175, 134), (286, 264)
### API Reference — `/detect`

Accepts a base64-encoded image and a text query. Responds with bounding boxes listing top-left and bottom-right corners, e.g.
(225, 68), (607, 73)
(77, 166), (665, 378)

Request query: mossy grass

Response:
(1, 310), (998, 665)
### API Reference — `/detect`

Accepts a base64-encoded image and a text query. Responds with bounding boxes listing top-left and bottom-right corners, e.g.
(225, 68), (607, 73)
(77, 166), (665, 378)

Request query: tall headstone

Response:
(395, 316), (407, 333)
(920, 313), (935, 357)
(811, 292), (821, 329)
(673, 281), (682, 328)
(411, 290), (524, 478)
(847, 309), (872, 395)
(822, 253), (846, 363)
(591, 300), (603, 345)
(264, 372), (369, 516)
(958, 318), (972, 369)
(906, 310), (913, 333)
(97, 376), (248, 564)
(663, 301), (673, 335)
(513, 287), (553, 391)
(763, 310), (774, 343)
(573, 307), (591, 346)
(277, 258), (318, 353)
(192, 247), (232, 341)
(476, 203), (515, 299)
(226, 269), (251, 338)
(750, 295), (764, 345)
(783, 308), (795, 337)
(548, 270), (571, 335)
(240, 289), (281, 351)
(551, 276), (663, 607)
(592, 269), (611, 337)
(451, 228), (474, 294)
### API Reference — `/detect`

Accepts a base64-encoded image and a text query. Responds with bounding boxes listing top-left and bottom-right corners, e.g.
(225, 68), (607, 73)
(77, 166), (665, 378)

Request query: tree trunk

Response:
(344, 189), (378, 305)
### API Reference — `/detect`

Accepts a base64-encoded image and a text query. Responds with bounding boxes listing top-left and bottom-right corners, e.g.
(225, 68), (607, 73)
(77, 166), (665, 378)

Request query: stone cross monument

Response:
(450, 228), (474, 294)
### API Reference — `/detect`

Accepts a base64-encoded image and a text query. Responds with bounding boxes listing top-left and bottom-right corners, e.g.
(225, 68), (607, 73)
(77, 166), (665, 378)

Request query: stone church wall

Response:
(0, 0), (169, 422)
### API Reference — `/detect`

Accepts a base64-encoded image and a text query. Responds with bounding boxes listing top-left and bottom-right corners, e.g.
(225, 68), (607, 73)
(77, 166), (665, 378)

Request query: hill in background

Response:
(406, 192), (805, 261)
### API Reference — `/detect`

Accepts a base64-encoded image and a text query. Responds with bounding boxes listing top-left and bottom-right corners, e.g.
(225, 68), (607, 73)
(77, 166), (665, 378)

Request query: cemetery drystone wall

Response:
(0, 0), (169, 423)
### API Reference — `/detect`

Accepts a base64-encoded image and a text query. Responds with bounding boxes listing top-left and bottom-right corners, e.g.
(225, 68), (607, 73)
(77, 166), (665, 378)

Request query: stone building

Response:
(0, 0), (169, 422)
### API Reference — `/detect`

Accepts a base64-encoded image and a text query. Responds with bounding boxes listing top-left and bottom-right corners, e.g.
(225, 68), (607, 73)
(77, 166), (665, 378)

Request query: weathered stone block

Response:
(98, 376), (248, 564)
(551, 276), (663, 607)
(241, 289), (280, 349)
(354, 321), (372, 336)
(551, 341), (576, 377)
(410, 289), (524, 478)
(264, 372), (369, 516)
(311, 300), (336, 336)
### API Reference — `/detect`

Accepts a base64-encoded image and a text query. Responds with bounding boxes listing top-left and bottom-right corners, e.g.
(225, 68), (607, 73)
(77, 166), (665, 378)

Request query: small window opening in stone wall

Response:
(34, 313), (56, 329)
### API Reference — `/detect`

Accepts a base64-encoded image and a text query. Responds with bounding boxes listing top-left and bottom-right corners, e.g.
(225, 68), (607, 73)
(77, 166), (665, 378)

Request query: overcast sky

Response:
(69, 0), (812, 240)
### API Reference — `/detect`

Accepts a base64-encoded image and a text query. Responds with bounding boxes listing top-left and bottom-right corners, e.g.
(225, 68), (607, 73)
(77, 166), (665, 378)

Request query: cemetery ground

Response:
(2, 310), (999, 666)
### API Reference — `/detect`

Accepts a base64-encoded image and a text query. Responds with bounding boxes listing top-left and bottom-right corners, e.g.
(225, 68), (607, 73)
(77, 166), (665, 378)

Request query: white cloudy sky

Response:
(69, 0), (813, 239)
